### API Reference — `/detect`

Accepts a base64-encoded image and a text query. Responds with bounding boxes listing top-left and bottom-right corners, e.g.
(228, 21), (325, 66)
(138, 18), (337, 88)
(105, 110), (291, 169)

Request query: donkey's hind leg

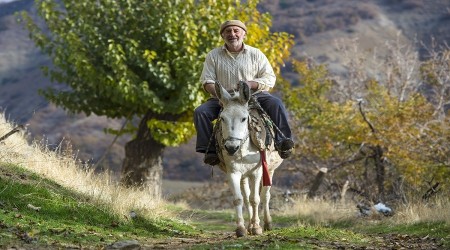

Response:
(240, 177), (253, 233)
(249, 174), (263, 235)
(261, 184), (273, 231)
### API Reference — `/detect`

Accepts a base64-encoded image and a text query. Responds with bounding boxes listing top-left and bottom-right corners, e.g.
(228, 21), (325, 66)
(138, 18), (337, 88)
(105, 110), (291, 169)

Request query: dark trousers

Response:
(194, 91), (292, 153)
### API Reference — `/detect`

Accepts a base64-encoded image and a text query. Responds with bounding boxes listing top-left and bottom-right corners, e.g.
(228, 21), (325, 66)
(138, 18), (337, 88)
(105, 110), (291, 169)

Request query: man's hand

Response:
(204, 83), (217, 97)
(244, 81), (259, 90)
(205, 83), (223, 106)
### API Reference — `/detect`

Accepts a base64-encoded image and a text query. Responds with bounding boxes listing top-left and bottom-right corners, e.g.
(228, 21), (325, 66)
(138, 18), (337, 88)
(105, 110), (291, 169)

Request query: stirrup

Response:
(276, 138), (294, 151)
(204, 153), (220, 166)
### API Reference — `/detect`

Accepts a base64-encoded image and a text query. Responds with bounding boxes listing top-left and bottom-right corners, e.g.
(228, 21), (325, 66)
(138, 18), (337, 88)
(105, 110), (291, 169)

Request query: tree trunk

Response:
(120, 112), (166, 197)
(374, 145), (385, 202)
(308, 167), (328, 199)
(121, 136), (164, 197)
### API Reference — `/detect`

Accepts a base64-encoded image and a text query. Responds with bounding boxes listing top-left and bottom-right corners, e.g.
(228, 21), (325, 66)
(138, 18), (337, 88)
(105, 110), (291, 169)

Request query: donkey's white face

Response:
(216, 81), (251, 155)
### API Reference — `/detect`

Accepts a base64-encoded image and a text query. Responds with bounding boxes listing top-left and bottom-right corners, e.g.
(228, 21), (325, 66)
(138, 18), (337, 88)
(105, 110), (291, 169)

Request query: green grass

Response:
(181, 208), (449, 249)
(356, 220), (449, 235)
(186, 209), (236, 232)
(0, 163), (194, 249)
(180, 210), (364, 249)
(186, 220), (371, 249)
(343, 220), (450, 244)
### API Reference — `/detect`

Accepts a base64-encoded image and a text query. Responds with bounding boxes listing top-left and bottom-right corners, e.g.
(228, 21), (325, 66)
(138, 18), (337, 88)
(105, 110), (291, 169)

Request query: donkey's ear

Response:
(238, 81), (251, 104)
(215, 81), (231, 103)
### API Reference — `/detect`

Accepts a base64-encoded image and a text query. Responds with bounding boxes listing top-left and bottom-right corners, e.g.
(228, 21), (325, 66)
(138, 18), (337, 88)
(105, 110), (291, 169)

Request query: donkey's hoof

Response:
(264, 223), (272, 231)
(247, 224), (254, 233)
(235, 226), (247, 237)
(251, 226), (263, 235)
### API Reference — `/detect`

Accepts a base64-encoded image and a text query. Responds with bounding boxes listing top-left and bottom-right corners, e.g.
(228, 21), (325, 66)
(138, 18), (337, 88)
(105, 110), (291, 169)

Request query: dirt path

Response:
(157, 182), (445, 249)
(138, 228), (443, 249)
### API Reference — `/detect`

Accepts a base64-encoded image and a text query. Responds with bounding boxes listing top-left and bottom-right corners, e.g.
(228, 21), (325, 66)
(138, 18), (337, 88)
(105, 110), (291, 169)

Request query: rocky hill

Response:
(0, 0), (449, 182)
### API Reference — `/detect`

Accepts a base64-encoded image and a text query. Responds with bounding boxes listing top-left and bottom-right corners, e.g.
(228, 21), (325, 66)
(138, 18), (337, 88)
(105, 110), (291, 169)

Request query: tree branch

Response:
(358, 100), (376, 133)
(0, 125), (24, 143)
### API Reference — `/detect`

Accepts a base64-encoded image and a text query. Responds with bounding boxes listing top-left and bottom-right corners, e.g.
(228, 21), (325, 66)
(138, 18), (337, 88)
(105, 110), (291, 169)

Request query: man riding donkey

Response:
(194, 20), (294, 166)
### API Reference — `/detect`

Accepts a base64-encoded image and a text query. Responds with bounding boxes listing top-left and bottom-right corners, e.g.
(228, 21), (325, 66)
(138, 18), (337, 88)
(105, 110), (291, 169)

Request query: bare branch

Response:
(0, 125), (24, 143)
(358, 100), (376, 133)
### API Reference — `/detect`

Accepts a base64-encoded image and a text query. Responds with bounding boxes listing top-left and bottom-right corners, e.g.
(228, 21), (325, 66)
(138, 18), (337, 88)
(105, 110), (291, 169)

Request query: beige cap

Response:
(220, 20), (247, 34)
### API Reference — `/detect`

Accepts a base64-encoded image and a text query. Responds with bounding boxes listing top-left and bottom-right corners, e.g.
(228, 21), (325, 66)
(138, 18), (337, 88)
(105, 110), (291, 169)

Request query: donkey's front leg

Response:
(228, 172), (246, 237)
(249, 174), (263, 235)
(240, 177), (253, 232)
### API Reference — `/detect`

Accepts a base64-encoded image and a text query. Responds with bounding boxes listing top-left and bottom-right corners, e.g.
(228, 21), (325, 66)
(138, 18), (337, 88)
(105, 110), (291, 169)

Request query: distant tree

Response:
(20, 0), (294, 195)
(283, 38), (449, 202)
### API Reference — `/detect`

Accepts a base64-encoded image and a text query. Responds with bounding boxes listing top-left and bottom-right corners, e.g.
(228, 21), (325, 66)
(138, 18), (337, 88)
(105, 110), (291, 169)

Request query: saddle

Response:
(248, 97), (275, 151)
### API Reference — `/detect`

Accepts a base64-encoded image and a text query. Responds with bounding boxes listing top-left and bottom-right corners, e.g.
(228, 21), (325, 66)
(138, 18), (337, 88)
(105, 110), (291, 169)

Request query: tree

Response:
(283, 38), (449, 202)
(20, 0), (294, 195)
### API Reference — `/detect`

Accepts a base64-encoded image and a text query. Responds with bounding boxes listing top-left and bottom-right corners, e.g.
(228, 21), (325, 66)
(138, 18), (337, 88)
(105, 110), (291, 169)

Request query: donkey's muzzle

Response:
(224, 139), (241, 155)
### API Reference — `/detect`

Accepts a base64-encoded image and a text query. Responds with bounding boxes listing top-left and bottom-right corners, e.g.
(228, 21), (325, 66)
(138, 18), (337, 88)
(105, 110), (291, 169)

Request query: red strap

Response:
(260, 150), (271, 186)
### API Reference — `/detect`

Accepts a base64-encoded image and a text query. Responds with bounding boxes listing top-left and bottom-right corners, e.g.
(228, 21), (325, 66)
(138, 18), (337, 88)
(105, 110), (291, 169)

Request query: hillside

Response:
(0, 0), (449, 182)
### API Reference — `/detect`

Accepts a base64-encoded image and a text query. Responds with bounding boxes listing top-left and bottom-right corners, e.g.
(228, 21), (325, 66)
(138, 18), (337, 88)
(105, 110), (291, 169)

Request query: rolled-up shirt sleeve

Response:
(200, 52), (216, 90)
(253, 51), (276, 91)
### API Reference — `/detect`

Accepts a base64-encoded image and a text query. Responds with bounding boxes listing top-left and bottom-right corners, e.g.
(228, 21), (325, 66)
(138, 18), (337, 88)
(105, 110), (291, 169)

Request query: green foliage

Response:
(147, 112), (195, 146)
(19, 0), (294, 146)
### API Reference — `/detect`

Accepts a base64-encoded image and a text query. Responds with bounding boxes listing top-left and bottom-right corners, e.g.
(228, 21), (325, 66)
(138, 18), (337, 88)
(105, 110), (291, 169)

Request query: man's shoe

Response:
(276, 138), (294, 151)
(276, 138), (294, 159)
(279, 150), (292, 159)
(204, 153), (220, 166)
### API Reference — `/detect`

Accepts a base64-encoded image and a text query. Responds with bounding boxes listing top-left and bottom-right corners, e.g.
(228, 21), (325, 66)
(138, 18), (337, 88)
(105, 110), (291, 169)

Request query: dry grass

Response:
(281, 194), (450, 226)
(280, 197), (357, 225)
(392, 196), (450, 224)
(0, 113), (169, 221)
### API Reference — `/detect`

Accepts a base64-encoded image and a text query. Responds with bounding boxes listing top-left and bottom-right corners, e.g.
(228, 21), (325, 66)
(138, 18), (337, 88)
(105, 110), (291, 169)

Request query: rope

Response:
(249, 95), (287, 140)
(204, 118), (220, 156)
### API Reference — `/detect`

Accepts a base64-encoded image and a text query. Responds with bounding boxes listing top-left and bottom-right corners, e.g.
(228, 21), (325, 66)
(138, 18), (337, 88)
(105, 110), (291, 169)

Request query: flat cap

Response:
(220, 20), (247, 34)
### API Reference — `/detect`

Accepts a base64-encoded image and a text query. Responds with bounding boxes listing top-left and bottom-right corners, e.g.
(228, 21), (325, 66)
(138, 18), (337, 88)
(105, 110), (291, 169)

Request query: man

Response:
(194, 20), (294, 166)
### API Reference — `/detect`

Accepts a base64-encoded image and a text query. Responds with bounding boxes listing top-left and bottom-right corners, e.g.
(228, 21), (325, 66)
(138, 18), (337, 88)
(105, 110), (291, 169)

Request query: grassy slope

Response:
(0, 163), (195, 249)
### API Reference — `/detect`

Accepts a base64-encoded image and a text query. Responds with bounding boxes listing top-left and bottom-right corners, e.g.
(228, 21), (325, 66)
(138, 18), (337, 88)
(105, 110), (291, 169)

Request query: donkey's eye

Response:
(241, 117), (247, 123)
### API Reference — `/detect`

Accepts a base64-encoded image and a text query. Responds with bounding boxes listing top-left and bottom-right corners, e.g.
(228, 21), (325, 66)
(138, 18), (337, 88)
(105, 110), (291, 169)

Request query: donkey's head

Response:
(215, 81), (251, 155)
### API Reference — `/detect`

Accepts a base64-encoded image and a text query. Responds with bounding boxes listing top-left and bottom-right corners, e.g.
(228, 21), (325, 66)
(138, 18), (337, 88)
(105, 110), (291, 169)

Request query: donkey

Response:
(214, 81), (283, 237)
